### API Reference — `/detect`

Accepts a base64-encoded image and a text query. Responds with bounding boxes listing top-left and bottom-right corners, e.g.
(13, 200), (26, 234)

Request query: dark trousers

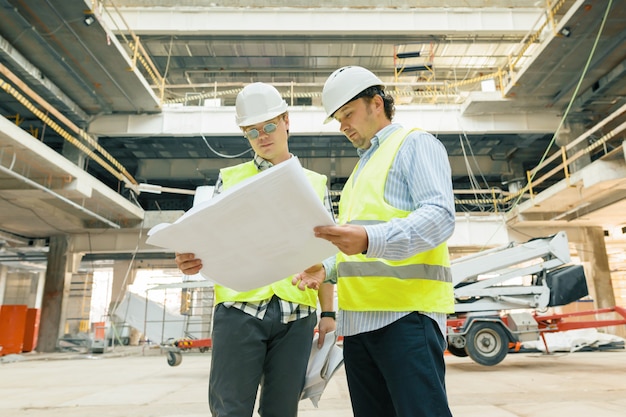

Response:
(343, 312), (453, 417)
(209, 297), (316, 417)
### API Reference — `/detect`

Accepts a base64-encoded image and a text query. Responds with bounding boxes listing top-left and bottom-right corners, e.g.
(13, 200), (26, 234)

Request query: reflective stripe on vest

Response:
(336, 127), (454, 313)
(214, 160), (327, 306)
(338, 260), (450, 282)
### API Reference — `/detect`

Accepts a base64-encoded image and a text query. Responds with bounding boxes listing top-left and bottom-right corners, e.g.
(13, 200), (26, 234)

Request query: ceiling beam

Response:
(88, 105), (561, 137)
(104, 7), (541, 36)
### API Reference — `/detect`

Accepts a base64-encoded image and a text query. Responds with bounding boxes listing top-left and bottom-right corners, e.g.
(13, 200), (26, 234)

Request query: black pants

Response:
(343, 312), (453, 417)
(209, 298), (316, 417)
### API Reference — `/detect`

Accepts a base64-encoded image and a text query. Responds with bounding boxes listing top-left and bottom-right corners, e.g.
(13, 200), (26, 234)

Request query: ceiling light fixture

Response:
(84, 14), (96, 26)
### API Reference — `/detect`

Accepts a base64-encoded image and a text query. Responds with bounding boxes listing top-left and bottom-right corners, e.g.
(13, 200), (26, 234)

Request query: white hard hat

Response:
(321, 66), (383, 123)
(235, 82), (288, 126)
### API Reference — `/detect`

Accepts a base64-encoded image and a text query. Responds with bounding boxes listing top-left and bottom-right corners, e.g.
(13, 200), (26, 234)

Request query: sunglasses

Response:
(243, 120), (278, 140)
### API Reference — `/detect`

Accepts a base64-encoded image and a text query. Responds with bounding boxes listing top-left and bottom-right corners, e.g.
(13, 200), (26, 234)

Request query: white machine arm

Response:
(450, 231), (571, 313)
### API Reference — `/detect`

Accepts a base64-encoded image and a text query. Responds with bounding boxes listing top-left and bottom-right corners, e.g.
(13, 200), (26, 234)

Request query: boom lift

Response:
(447, 231), (626, 366)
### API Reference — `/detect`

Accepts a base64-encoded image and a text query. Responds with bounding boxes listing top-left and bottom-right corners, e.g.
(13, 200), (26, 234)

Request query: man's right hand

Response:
(175, 252), (203, 275)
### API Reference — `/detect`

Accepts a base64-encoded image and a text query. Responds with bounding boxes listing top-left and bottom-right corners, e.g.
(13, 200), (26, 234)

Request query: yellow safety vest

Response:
(214, 160), (327, 307)
(336, 128), (455, 313)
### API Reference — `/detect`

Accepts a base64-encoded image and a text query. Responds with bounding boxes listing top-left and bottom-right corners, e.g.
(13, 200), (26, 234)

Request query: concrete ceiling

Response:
(0, 0), (625, 266)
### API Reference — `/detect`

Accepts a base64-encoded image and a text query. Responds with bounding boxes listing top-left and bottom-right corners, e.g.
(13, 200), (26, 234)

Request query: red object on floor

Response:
(22, 308), (41, 352)
(0, 305), (28, 356)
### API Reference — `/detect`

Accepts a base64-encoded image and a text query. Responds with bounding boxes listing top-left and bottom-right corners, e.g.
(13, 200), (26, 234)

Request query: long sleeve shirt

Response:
(322, 123), (455, 337)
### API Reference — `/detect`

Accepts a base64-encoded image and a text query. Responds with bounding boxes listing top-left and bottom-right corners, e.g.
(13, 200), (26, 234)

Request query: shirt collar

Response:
(253, 153), (296, 171)
(356, 123), (401, 157)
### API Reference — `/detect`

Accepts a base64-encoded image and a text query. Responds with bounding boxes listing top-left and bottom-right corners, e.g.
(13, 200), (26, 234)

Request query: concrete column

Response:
(37, 235), (72, 352)
(575, 227), (623, 337)
(33, 271), (46, 309)
(576, 227), (616, 309)
(556, 121), (591, 174)
(0, 264), (7, 305)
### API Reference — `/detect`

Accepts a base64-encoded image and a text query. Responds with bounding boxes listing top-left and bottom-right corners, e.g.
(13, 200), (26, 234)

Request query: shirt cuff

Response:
(364, 224), (386, 258)
(322, 256), (337, 284)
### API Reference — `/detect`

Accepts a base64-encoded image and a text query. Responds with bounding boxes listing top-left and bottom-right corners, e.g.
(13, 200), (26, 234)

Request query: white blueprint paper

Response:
(301, 330), (344, 407)
(146, 158), (337, 292)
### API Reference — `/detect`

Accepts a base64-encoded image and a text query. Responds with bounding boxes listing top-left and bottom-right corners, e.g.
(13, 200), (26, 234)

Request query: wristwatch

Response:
(320, 311), (336, 320)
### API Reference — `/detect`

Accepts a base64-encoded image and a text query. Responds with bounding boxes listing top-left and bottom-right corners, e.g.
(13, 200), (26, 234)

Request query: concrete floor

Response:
(1, 346), (626, 417)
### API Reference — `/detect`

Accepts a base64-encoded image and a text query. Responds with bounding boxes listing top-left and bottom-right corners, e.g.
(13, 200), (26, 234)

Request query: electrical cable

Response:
(458, 135), (485, 212)
(459, 135), (483, 190)
(200, 134), (252, 159)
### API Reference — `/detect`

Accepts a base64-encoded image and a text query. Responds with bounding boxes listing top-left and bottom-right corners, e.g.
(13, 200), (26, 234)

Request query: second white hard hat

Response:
(235, 82), (288, 126)
(321, 66), (383, 123)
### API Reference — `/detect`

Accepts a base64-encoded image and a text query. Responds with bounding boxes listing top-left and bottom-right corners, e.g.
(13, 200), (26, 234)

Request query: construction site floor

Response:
(1, 345), (625, 417)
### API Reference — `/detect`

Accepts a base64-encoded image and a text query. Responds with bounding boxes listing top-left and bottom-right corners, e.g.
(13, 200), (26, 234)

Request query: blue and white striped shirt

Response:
(322, 123), (455, 337)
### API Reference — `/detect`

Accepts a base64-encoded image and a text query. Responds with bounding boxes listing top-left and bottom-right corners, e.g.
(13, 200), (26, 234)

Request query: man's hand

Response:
(317, 314), (336, 348)
(316, 282), (336, 347)
(314, 224), (368, 255)
(292, 263), (325, 291)
(175, 252), (202, 275)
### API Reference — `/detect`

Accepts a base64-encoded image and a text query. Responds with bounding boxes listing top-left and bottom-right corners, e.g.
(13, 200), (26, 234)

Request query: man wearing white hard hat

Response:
(293, 66), (455, 417)
(176, 82), (336, 417)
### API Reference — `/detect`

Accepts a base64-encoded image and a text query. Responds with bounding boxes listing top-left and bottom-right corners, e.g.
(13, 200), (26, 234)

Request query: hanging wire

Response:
(458, 133), (486, 190)
(163, 36), (175, 82)
(200, 134), (252, 159)
(456, 120), (504, 213)
(458, 135), (486, 212)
